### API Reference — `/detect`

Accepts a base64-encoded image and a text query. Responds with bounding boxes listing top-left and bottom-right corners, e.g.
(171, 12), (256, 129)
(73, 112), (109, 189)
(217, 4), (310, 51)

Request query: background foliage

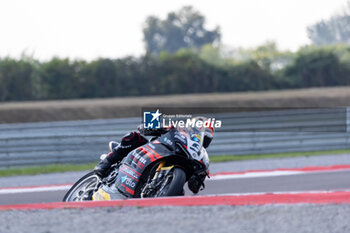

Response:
(1, 43), (350, 102)
(307, 2), (350, 45)
(143, 6), (221, 55)
(1, 5), (350, 102)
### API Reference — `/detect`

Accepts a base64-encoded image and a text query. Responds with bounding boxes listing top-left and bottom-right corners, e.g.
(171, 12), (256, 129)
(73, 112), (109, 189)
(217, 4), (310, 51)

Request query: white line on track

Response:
(1, 167), (349, 194)
(203, 189), (350, 196)
(0, 185), (72, 194)
(209, 170), (304, 180)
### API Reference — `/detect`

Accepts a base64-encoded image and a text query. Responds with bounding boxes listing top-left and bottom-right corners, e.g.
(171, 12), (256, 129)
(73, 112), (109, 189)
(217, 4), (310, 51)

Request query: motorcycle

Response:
(63, 125), (210, 201)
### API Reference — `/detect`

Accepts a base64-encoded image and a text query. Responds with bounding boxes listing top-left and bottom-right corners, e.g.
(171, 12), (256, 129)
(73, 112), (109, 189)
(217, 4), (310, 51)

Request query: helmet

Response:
(190, 116), (214, 148)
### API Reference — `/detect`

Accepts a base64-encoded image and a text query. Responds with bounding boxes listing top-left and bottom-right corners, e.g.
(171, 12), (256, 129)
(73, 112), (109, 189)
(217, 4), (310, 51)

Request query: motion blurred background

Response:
(1, 0), (350, 103)
(1, 0), (350, 172)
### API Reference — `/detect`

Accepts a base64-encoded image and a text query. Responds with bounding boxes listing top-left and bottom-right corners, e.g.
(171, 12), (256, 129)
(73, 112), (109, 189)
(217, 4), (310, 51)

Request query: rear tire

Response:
(156, 168), (186, 197)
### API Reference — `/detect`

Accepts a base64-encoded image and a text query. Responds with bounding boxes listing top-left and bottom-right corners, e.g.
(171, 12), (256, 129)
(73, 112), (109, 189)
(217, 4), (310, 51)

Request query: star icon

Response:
(151, 109), (162, 122)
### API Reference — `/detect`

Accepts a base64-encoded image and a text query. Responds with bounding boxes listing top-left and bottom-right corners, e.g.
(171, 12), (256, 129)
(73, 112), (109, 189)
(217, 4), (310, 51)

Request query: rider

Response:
(94, 117), (214, 193)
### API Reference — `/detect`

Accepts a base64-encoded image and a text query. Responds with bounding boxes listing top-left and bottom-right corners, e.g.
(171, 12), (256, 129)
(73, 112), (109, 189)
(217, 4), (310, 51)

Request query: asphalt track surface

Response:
(1, 169), (349, 205)
(1, 158), (350, 233)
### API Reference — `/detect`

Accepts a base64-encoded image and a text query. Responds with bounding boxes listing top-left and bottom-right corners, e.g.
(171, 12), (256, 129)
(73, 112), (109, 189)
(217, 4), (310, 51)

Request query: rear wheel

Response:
(63, 172), (100, 202)
(155, 168), (186, 197)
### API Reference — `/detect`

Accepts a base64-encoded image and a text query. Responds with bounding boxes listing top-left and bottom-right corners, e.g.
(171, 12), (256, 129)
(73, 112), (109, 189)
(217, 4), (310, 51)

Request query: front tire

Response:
(63, 172), (100, 202)
(155, 168), (186, 197)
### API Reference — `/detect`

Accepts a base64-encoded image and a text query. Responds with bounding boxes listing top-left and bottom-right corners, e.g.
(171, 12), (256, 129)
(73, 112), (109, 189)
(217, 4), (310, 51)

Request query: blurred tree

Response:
(218, 61), (277, 92)
(41, 58), (79, 99)
(156, 49), (222, 94)
(0, 58), (34, 101)
(143, 6), (221, 55)
(282, 48), (349, 87)
(225, 42), (294, 72)
(78, 58), (119, 98)
(20, 54), (43, 100)
(199, 44), (226, 67)
(307, 2), (350, 45)
(249, 42), (294, 72)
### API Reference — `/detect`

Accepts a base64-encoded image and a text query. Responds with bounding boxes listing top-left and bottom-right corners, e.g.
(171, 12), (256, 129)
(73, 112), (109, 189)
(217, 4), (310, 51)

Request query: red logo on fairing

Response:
(139, 146), (162, 162)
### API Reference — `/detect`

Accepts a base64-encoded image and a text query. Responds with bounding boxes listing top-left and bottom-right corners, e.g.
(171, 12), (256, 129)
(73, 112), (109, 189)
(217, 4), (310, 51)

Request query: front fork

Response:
(152, 161), (166, 181)
(152, 160), (174, 182)
(141, 160), (174, 198)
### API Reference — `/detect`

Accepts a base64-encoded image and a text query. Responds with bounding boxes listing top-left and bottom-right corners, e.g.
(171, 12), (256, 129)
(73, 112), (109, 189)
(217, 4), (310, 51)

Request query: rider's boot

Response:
(94, 158), (113, 178)
(94, 144), (126, 177)
(94, 132), (148, 177)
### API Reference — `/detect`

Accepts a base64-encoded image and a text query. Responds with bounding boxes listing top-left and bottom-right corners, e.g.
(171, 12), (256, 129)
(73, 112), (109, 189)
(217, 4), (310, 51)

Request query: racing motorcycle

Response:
(63, 125), (210, 201)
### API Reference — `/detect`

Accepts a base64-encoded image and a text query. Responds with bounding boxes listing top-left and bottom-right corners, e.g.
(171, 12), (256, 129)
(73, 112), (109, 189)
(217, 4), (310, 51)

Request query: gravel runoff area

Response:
(0, 204), (349, 233)
(0, 153), (349, 188)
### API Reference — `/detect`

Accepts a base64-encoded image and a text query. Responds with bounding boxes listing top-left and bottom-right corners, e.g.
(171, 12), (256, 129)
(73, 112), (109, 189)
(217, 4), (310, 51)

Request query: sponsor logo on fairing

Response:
(120, 165), (139, 180)
(163, 137), (173, 146)
(132, 150), (147, 164)
(174, 132), (186, 144)
(121, 175), (136, 188)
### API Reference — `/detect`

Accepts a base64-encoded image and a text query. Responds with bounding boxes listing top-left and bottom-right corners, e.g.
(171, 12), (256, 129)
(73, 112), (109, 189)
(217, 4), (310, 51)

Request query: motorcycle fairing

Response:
(115, 129), (188, 197)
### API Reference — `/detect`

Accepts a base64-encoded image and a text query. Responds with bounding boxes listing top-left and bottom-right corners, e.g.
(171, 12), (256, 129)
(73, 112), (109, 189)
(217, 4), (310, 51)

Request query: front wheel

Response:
(63, 172), (100, 202)
(155, 168), (186, 197)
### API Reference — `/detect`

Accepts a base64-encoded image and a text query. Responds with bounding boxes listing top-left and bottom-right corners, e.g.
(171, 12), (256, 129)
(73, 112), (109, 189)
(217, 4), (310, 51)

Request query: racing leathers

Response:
(94, 131), (148, 178)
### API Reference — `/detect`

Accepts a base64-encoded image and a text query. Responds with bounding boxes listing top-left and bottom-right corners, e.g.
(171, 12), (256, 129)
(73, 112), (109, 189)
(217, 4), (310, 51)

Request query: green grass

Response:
(1, 149), (350, 177)
(209, 149), (350, 163)
(0, 163), (96, 177)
